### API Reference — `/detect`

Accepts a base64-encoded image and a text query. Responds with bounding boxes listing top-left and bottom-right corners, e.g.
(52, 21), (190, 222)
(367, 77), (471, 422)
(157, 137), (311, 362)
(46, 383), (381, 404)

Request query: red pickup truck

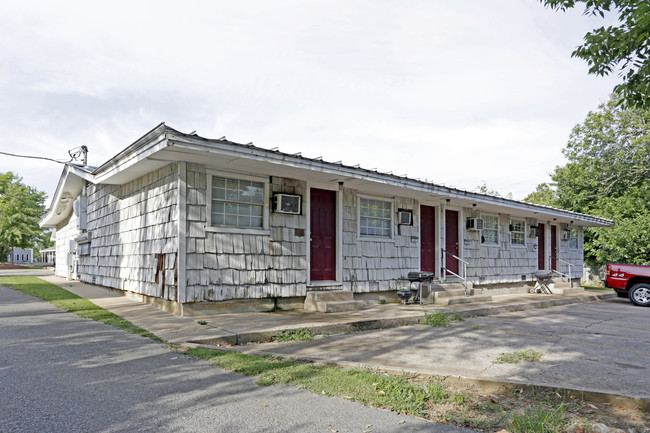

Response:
(605, 263), (650, 307)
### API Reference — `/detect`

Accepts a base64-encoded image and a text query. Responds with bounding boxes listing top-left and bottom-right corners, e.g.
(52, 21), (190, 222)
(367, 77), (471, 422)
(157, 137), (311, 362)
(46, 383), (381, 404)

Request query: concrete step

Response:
(435, 295), (493, 306)
(433, 288), (477, 299)
(317, 300), (367, 313)
(428, 282), (470, 292)
(304, 290), (354, 311)
(551, 286), (585, 295)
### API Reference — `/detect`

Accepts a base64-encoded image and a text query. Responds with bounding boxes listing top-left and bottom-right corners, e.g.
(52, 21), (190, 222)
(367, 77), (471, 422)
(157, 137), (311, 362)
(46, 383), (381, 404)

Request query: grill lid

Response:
(534, 270), (553, 279)
(407, 271), (435, 282)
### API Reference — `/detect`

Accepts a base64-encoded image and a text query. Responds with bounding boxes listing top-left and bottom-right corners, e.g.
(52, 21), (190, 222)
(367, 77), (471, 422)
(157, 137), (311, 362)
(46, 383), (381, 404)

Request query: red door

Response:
(551, 225), (558, 270)
(420, 205), (436, 273)
(538, 223), (545, 270)
(310, 188), (336, 281)
(445, 210), (459, 275)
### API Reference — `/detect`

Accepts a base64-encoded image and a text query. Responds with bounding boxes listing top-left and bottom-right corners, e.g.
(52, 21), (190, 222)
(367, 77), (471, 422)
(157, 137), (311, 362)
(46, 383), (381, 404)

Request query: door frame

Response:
(537, 222), (546, 270)
(419, 204), (439, 278)
(442, 206), (463, 281)
(306, 183), (342, 285)
(550, 224), (558, 271)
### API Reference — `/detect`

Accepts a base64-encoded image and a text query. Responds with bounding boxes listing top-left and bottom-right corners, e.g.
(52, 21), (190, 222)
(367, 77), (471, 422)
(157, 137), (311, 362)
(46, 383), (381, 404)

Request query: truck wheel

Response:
(628, 283), (650, 307)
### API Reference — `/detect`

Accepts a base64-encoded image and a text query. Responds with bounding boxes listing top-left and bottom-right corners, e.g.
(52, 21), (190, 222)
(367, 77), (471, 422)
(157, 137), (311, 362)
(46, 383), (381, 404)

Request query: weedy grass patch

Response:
(509, 402), (569, 433)
(494, 349), (543, 364)
(0, 276), (162, 342)
(185, 347), (457, 417)
(422, 311), (464, 327)
(271, 327), (314, 342)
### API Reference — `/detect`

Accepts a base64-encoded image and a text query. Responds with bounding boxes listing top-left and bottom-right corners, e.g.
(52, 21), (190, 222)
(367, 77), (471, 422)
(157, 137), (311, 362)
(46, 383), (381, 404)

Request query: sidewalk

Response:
(39, 274), (615, 346)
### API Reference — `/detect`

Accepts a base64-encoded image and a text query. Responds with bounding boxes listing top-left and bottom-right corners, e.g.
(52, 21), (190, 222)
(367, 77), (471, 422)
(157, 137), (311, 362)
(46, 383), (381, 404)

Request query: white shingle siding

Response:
(184, 167), (308, 302)
(462, 208), (583, 284)
(74, 164), (179, 299)
(53, 161), (586, 305)
(54, 212), (82, 278)
(341, 189), (419, 292)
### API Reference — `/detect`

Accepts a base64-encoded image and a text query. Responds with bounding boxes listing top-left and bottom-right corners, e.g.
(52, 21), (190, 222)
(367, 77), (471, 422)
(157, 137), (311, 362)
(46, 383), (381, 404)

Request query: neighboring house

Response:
(39, 246), (56, 264)
(39, 124), (613, 315)
(7, 247), (34, 263)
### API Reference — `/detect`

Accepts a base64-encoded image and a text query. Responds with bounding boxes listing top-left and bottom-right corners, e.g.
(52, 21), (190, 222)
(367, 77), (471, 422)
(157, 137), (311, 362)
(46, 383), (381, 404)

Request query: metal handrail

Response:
(441, 248), (469, 296)
(550, 256), (574, 288)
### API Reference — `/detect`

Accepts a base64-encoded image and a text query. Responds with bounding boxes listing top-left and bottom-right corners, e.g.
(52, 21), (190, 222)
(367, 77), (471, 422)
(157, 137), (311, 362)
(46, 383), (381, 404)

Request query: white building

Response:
(8, 247), (33, 263)
(40, 124), (613, 315)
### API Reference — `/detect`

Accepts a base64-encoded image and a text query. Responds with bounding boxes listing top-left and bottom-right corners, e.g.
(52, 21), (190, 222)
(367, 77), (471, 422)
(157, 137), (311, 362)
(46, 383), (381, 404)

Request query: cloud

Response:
(0, 0), (620, 203)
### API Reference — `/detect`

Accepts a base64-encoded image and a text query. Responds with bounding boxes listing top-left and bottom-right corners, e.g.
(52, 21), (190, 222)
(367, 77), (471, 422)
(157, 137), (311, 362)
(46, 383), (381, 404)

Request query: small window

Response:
(209, 175), (265, 228)
(569, 227), (579, 249)
(481, 215), (499, 244)
(510, 219), (525, 246)
(359, 197), (392, 238)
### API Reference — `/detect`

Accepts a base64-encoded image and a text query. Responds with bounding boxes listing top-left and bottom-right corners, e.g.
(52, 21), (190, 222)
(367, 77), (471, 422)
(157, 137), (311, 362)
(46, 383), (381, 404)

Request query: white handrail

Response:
(551, 257), (574, 288)
(441, 248), (469, 296)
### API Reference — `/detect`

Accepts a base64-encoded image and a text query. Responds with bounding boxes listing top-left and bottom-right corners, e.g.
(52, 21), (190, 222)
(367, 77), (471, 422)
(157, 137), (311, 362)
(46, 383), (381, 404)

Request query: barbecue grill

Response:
(398, 271), (435, 304)
(532, 270), (553, 294)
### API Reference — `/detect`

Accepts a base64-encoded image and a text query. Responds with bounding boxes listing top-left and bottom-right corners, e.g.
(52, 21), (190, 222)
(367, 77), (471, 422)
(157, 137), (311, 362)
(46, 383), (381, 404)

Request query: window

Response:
(209, 175), (265, 228)
(481, 215), (499, 244)
(510, 219), (525, 246)
(569, 227), (579, 249)
(359, 197), (392, 238)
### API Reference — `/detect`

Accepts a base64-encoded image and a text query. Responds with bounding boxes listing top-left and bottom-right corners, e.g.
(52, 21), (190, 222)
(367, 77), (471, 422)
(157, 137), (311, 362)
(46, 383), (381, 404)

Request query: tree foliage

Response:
(540, 0), (650, 108)
(525, 96), (650, 266)
(475, 181), (513, 199)
(0, 172), (50, 263)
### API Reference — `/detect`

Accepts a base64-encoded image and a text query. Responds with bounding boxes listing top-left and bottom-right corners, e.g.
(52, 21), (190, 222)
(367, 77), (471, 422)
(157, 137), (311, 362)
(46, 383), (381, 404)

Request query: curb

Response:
(191, 292), (617, 346)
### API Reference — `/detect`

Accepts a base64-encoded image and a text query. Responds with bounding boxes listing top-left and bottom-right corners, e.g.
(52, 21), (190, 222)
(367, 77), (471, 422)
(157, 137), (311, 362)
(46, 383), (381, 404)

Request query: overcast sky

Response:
(0, 0), (619, 205)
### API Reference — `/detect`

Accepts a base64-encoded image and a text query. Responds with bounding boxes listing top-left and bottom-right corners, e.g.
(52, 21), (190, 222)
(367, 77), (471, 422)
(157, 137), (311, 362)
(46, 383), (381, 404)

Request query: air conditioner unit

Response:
(466, 218), (484, 231)
(561, 230), (570, 241)
(529, 226), (539, 237)
(398, 210), (412, 225)
(273, 194), (301, 214)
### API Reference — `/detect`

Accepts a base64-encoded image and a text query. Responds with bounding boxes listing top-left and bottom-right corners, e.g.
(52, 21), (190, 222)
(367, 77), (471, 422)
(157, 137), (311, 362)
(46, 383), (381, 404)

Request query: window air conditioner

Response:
(398, 210), (412, 225)
(273, 194), (301, 214)
(529, 226), (539, 237)
(466, 218), (484, 231)
(561, 230), (570, 241)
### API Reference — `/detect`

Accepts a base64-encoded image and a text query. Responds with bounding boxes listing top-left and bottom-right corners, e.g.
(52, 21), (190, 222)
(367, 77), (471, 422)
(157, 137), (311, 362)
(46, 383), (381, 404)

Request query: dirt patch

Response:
(411, 375), (649, 432)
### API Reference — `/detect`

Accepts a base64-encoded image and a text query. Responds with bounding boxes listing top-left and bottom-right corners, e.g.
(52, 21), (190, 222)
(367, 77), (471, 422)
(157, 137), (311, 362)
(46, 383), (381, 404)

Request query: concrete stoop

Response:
(304, 290), (366, 313)
(424, 282), (494, 306)
(550, 286), (585, 295)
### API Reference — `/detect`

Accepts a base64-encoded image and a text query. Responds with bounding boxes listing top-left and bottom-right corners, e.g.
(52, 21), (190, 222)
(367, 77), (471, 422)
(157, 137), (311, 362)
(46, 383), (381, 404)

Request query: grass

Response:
(0, 276), (163, 342)
(509, 402), (569, 433)
(494, 349), (543, 364)
(185, 346), (468, 417)
(198, 320), (208, 325)
(422, 310), (464, 327)
(271, 327), (314, 342)
(582, 285), (609, 291)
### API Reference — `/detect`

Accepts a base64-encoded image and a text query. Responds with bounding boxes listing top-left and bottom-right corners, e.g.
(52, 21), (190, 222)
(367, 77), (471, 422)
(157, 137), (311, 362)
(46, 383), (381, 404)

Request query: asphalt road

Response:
(0, 285), (473, 433)
(239, 296), (650, 401)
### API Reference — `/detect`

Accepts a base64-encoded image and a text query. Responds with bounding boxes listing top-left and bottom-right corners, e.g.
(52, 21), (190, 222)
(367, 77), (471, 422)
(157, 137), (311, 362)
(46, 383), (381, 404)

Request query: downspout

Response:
(177, 161), (187, 313)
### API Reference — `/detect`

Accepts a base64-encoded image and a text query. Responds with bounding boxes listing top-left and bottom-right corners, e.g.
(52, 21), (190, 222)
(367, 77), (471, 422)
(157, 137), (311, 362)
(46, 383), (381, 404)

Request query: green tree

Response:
(0, 172), (49, 264)
(475, 181), (513, 199)
(525, 96), (650, 266)
(523, 183), (558, 207)
(540, 0), (650, 108)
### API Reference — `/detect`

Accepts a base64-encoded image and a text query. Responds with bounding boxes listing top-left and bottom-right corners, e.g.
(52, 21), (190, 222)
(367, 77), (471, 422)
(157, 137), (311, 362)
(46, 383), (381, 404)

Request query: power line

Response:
(0, 189), (40, 206)
(0, 151), (69, 164)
